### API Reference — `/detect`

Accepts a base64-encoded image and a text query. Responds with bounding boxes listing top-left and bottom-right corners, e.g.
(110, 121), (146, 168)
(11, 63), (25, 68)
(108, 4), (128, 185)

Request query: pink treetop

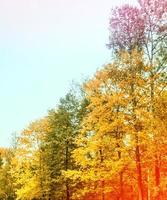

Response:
(108, 0), (167, 52)
(108, 4), (145, 51)
(138, 0), (167, 36)
(138, 0), (167, 21)
(138, 0), (167, 64)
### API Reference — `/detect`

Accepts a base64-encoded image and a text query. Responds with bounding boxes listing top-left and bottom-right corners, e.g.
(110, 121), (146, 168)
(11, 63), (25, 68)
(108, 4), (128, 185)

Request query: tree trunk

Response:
(136, 142), (144, 200)
(147, 169), (151, 200)
(151, 80), (161, 200)
(119, 171), (124, 200)
(65, 141), (70, 200)
(117, 149), (124, 200)
(131, 78), (144, 200)
(155, 154), (160, 200)
(99, 149), (105, 200)
(116, 106), (124, 200)
(66, 182), (70, 200)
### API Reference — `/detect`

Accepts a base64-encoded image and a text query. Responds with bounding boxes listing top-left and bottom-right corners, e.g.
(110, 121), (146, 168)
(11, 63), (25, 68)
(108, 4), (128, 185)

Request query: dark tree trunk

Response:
(65, 141), (70, 200)
(135, 142), (144, 200)
(155, 154), (161, 200)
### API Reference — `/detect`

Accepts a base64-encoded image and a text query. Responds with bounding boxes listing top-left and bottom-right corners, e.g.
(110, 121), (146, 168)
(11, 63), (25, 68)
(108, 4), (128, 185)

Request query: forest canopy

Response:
(0, 0), (167, 199)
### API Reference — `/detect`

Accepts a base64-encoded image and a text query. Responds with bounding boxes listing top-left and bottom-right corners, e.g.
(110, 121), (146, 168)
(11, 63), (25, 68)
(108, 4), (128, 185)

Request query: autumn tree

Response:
(42, 92), (87, 200)
(11, 118), (51, 200)
(0, 148), (16, 200)
(0, 1), (166, 200)
(108, 1), (167, 199)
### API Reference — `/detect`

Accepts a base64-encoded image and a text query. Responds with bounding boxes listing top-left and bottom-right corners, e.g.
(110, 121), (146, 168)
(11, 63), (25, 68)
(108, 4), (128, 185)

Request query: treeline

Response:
(0, 0), (167, 199)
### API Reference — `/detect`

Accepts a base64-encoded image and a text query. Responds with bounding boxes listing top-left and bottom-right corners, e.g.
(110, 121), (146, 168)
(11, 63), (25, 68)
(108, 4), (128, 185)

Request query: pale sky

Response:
(0, 0), (137, 147)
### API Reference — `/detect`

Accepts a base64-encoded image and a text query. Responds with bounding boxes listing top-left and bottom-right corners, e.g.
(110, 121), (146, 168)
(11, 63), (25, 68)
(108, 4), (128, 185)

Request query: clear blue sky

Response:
(0, 0), (137, 147)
